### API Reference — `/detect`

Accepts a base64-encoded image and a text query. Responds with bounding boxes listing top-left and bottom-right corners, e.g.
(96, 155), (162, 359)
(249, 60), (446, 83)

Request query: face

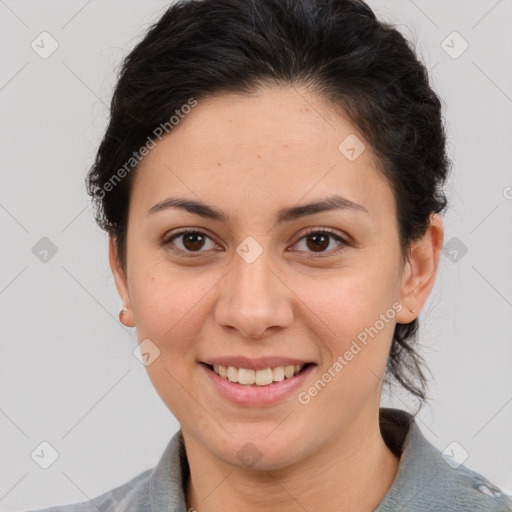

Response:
(110, 86), (442, 470)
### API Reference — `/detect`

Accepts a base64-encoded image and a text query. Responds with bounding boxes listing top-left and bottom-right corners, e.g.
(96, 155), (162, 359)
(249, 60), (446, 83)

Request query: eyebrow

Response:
(146, 194), (368, 223)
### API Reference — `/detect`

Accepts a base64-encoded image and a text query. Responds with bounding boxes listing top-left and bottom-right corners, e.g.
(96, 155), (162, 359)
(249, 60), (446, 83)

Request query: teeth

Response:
(284, 365), (295, 379)
(212, 364), (305, 386)
(256, 368), (273, 385)
(227, 366), (238, 383)
(238, 368), (255, 385)
(272, 366), (285, 381)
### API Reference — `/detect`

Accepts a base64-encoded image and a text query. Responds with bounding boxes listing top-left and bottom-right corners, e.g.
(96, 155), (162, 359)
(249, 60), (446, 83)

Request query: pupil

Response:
(307, 233), (328, 252)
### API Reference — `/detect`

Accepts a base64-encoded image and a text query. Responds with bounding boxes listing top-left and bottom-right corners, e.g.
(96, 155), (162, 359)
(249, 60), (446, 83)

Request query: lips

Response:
(200, 360), (316, 406)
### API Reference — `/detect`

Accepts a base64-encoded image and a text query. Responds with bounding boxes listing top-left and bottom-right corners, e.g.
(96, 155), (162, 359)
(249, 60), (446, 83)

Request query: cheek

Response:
(129, 265), (214, 348)
(298, 264), (399, 343)
(294, 264), (400, 405)
(297, 273), (398, 415)
(129, 268), (216, 422)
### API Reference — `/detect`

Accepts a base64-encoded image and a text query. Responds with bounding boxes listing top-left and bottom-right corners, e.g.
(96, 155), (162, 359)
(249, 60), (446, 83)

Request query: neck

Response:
(184, 408), (400, 512)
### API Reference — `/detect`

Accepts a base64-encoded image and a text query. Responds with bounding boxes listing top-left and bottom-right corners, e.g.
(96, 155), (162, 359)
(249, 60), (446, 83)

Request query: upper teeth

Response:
(212, 364), (304, 386)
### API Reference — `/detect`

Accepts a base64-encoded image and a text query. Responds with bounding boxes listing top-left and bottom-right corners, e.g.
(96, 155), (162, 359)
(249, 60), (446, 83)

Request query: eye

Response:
(162, 229), (219, 256)
(290, 228), (349, 257)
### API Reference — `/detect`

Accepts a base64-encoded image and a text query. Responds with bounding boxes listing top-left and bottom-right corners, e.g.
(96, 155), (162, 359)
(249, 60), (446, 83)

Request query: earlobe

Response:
(108, 235), (135, 327)
(396, 213), (444, 324)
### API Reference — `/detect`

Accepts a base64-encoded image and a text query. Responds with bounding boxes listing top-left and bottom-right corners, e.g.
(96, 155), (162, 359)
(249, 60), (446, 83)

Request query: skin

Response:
(109, 85), (444, 512)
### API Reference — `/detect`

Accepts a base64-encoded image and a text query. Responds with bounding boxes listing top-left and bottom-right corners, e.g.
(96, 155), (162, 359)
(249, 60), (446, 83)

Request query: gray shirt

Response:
(28, 408), (512, 511)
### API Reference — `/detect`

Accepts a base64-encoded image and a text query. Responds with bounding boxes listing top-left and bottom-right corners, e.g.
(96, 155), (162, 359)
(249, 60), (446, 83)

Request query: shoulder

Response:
(377, 408), (512, 512)
(409, 431), (512, 511)
(24, 468), (152, 512)
(427, 456), (512, 511)
(24, 429), (188, 512)
(447, 465), (512, 511)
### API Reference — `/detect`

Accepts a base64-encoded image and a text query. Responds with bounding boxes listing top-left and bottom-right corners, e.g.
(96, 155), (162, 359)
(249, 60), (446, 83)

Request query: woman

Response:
(30, 0), (512, 510)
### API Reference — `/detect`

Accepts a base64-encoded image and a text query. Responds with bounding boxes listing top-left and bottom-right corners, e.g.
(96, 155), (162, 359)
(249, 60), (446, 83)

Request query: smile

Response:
(209, 363), (309, 386)
(200, 359), (316, 406)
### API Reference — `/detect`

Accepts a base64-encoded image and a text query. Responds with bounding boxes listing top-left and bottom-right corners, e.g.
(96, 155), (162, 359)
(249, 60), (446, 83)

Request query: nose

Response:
(213, 248), (294, 339)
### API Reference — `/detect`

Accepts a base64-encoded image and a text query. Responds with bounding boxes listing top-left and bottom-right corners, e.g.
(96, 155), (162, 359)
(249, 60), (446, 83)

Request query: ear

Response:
(108, 235), (135, 327)
(395, 213), (444, 324)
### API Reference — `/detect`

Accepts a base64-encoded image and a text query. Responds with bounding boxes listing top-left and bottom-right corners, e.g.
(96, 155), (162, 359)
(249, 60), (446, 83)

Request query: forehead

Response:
(130, 86), (395, 224)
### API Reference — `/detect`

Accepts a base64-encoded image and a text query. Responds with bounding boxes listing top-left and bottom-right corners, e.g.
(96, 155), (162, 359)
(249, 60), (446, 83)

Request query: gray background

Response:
(1, 0), (511, 510)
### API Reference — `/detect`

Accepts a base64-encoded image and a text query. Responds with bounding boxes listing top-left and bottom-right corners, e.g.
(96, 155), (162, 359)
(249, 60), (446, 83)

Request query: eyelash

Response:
(161, 227), (349, 259)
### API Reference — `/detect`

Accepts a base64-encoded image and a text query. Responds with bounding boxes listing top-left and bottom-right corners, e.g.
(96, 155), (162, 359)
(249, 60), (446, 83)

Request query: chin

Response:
(207, 430), (310, 472)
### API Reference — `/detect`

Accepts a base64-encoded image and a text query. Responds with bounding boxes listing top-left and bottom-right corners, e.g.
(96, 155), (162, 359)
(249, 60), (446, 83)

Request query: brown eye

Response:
(163, 230), (218, 255)
(305, 232), (330, 252)
(181, 232), (206, 251)
(291, 229), (348, 257)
